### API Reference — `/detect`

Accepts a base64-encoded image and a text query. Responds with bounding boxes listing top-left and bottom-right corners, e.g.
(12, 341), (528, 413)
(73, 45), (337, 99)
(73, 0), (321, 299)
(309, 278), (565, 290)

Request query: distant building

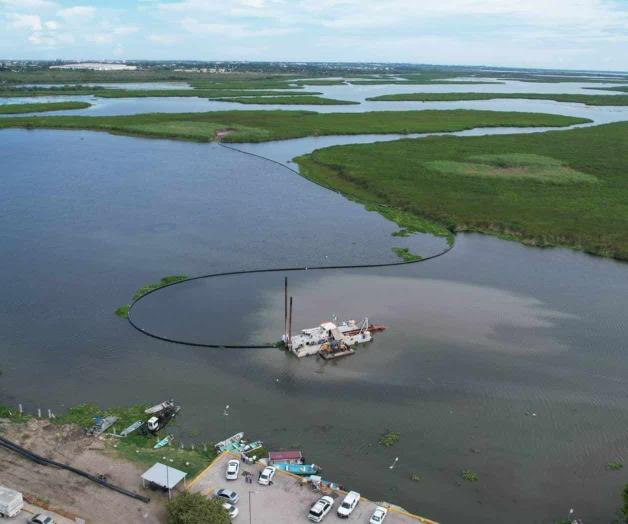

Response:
(49, 63), (137, 71)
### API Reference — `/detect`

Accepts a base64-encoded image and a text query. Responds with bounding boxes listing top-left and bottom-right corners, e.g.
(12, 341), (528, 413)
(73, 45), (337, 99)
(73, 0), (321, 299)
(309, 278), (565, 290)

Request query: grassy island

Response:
(0, 101), (91, 114)
(207, 95), (359, 105)
(295, 121), (628, 261)
(367, 92), (628, 106)
(0, 109), (589, 143)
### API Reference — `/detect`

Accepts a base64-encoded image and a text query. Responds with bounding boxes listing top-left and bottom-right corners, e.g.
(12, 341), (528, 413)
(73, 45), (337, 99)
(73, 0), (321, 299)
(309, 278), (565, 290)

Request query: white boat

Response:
(145, 400), (175, 415)
(288, 318), (373, 358)
(215, 432), (245, 452)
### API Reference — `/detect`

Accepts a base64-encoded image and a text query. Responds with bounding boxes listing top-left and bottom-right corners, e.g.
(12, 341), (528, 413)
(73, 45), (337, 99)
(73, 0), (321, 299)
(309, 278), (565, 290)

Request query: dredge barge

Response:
(282, 277), (385, 359)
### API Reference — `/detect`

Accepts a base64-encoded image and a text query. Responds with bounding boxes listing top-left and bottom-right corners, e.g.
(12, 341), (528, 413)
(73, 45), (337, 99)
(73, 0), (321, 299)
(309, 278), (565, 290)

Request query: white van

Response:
(0, 485), (23, 518)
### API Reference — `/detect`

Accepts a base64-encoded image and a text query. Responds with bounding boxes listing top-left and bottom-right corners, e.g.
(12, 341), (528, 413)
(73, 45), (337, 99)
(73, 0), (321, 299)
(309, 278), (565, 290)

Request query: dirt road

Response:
(0, 419), (167, 523)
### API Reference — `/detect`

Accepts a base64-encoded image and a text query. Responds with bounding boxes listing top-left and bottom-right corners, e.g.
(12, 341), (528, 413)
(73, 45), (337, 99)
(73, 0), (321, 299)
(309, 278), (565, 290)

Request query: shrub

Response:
(167, 492), (230, 524)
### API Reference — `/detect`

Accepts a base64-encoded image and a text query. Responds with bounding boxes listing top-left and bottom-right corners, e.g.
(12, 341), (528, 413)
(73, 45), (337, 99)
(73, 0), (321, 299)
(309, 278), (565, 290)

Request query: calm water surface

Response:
(1, 80), (628, 523)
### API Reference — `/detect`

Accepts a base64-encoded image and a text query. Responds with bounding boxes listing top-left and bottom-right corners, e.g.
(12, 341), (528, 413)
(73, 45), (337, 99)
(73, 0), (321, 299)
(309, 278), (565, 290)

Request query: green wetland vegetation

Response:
(0, 101), (90, 114)
(116, 275), (188, 318)
(367, 92), (628, 106)
(0, 86), (318, 98)
(295, 121), (628, 261)
(0, 109), (588, 144)
(207, 95), (358, 105)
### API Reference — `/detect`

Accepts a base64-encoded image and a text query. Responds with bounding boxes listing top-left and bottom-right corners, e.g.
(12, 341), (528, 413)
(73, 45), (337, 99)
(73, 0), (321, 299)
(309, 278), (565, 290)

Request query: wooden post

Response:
(288, 296), (293, 347)
(284, 277), (288, 341)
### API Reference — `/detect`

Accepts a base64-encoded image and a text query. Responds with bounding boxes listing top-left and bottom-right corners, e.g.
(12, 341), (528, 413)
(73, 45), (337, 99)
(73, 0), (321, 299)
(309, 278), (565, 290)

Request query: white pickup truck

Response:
(0, 485), (23, 518)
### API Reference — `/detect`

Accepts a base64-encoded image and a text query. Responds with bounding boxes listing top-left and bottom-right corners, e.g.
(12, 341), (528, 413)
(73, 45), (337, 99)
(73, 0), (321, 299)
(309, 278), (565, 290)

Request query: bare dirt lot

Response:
(0, 419), (167, 523)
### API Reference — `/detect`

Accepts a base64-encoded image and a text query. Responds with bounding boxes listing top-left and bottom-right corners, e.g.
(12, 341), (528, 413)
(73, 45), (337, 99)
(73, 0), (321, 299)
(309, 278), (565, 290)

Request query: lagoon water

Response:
(1, 79), (628, 523)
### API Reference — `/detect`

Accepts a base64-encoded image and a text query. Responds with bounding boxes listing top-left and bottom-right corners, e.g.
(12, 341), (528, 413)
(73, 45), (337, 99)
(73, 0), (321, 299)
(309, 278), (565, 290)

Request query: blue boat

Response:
(275, 463), (321, 475)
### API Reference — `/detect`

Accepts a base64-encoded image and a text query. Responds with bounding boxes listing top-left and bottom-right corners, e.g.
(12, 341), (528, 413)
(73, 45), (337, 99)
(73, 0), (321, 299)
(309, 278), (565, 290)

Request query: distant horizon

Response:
(2, 1), (627, 72)
(2, 59), (627, 76)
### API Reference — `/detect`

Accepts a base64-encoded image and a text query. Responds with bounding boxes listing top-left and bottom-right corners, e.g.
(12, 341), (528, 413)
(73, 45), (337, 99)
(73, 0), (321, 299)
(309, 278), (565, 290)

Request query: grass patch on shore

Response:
(0, 101), (90, 114)
(0, 109), (589, 144)
(115, 275), (188, 318)
(208, 95), (359, 105)
(367, 92), (628, 106)
(0, 405), (29, 422)
(52, 403), (217, 478)
(294, 121), (628, 260)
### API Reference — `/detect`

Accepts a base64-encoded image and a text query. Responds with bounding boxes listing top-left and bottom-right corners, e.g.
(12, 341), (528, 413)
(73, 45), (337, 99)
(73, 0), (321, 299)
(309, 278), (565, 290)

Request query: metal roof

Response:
(268, 450), (302, 460)
(141, 463), (187, 489)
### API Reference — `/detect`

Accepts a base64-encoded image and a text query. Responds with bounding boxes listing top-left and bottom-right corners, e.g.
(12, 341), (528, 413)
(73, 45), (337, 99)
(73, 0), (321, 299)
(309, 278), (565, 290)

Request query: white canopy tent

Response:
(141, 462), (187, 499)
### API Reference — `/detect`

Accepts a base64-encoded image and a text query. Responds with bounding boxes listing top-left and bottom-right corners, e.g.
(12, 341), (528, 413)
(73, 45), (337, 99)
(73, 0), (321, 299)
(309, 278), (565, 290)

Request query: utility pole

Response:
(288, 296), (293, 347)
(284, 277), (288, 341)
(248, 491), (253, 524)
(223, 404), (229, 436)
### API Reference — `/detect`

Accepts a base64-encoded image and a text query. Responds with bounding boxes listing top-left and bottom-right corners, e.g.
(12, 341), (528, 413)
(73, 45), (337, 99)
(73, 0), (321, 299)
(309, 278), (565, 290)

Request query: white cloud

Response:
(148, 33), (179, 44)
(7, 13), (42, 30)
(45, 20), (59, 30)
(0, 0), (57, 10)
(57, 5), (96, 21)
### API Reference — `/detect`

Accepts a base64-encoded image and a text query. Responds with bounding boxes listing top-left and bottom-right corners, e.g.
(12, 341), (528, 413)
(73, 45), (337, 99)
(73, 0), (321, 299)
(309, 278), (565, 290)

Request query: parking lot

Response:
(189, 452), (437, 524)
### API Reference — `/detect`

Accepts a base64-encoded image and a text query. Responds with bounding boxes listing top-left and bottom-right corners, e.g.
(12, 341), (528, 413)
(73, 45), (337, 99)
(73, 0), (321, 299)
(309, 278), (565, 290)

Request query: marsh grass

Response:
(0, 110), (588, 144)
(0, 101), (91, 114)
(367, 92), (628, 106)
(208, 95), (359, 105)
(425, 154), (597, 185)
(296, 122), (628, 260)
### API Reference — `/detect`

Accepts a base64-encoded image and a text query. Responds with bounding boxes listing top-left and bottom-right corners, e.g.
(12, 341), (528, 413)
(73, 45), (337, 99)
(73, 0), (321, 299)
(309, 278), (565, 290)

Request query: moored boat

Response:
(145, 399), (176, 415)
(276, 463), (321, 475)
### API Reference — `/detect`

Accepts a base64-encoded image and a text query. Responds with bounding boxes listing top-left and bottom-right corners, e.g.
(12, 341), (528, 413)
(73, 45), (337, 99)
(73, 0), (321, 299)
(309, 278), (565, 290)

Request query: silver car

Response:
(214, 488), (240, 504)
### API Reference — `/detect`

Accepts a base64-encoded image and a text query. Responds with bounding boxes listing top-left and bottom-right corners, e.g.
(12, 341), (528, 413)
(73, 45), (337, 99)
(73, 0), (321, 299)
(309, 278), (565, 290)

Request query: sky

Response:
(1, 0), (628, 71)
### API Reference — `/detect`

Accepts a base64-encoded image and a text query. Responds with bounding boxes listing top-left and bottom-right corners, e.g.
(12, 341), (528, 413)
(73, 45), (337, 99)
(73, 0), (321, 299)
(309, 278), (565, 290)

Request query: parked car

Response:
(369, 506), (388, 524)
(258, 466), (276, 485)
(222, 502), (239, 519)
(225, 459), (240, 480)
(214, 488), (240, 504)
(337, 491), (360, 518)
(29, 515), (55, 524)
(308, 495), (334, 522)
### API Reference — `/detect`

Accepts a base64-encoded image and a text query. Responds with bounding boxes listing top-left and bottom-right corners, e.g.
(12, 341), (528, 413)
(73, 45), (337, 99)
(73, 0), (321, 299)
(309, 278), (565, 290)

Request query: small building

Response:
(141, 463), (187, 499)
(268, 450), (303, 465)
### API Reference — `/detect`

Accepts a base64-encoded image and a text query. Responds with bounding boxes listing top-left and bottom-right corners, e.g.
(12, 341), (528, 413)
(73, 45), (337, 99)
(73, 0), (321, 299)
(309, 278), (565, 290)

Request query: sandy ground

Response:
(0, 419), (167, 523)
(190, 452), (437, 524)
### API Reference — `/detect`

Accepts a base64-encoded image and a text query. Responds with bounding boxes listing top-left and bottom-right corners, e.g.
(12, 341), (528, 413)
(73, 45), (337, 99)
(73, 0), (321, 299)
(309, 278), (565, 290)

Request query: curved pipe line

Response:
(126, 142), (456, 349)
